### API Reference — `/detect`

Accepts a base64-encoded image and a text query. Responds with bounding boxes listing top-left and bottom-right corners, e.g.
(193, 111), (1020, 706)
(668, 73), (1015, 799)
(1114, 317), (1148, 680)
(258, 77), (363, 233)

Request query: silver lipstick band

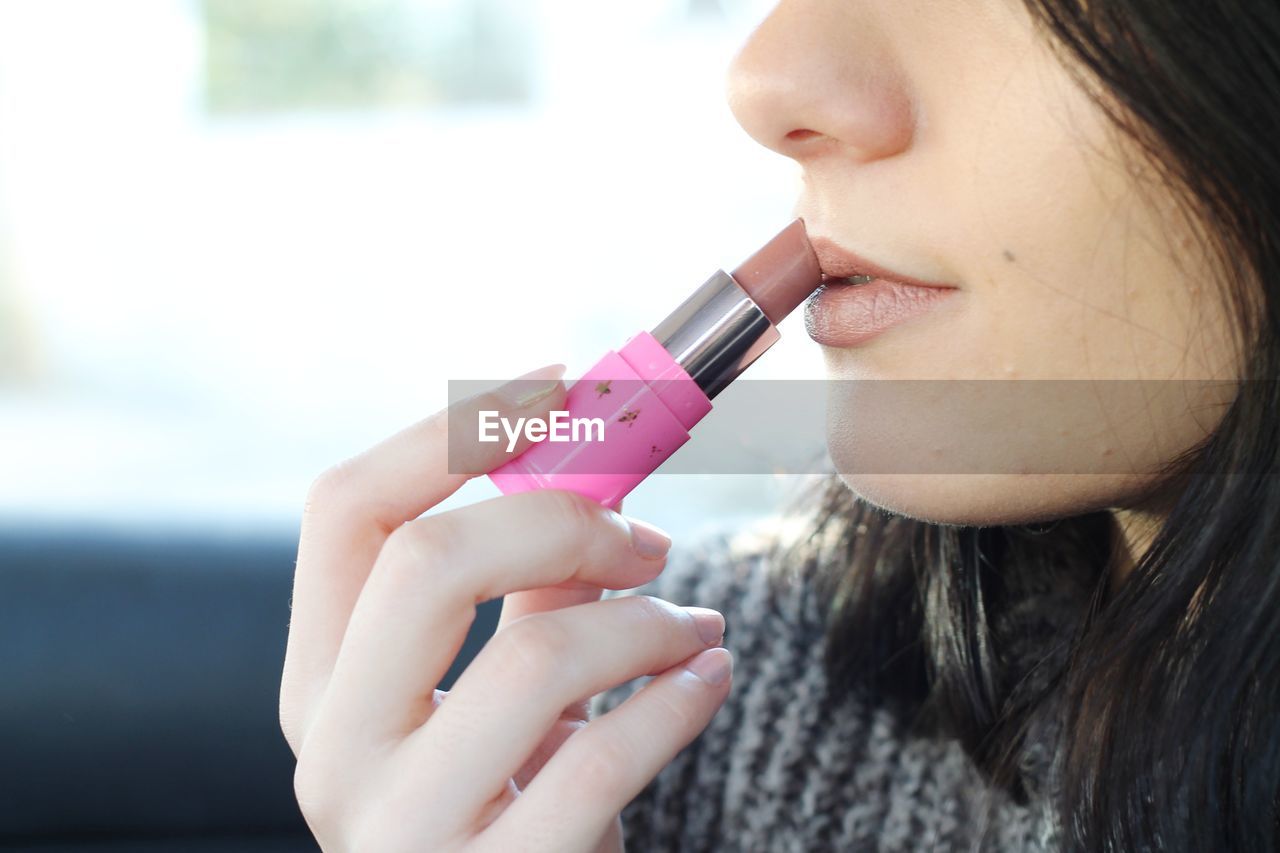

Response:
(650, 269), (780, 400)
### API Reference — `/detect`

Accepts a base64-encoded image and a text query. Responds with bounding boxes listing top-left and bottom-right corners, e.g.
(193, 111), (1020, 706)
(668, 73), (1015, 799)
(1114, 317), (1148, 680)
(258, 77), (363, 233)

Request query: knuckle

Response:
(277, 666), (314, 758)
(423, 405), (452, 442)
(629, 594), (678, 622)
(292, 751), (339, 827)
(625, 595), (686, 641)
(647, 681), (701, 733)
(372, 520), (464, 605)
(491, 614), (576, 686)
(379, 521), (422, 566)
(304, 460), (357, 519)
(546, 489), (605, 543)
(421, 407), (458, 464)
(278, 700), (302, 757)
(379, 518), (456, 580)
(570, 735), (635, 802)
(376, 525), (418, 583)
(303, 455), (402, 534)
(374, 518), (481, 623)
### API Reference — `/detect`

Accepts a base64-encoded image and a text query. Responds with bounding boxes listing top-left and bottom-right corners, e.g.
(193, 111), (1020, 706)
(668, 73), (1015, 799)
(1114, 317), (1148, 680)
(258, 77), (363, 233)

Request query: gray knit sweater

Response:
(591, 519), (1093, 852)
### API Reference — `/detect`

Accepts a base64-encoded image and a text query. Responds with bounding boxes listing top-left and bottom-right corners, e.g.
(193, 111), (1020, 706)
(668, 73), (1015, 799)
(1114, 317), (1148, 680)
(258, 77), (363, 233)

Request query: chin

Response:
(836, 472), (1160, 527)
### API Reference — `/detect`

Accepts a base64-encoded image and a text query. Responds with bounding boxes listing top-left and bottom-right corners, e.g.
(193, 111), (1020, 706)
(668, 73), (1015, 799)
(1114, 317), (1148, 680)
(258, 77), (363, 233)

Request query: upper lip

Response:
(808, 235), (956, 289)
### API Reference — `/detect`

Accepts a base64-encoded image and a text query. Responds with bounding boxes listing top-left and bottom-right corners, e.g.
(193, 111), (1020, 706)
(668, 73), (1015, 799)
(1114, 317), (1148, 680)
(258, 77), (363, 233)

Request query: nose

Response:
(725, 1), (916, 165)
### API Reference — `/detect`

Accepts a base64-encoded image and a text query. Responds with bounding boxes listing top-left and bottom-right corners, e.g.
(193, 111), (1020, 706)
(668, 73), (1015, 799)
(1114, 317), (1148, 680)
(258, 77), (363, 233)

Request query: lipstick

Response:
(487, 218), (823, 508)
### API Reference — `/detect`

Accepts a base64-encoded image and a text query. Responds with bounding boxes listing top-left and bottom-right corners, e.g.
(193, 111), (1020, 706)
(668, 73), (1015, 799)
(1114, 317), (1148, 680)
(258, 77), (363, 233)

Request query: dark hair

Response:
(776, 2), (1280, 850)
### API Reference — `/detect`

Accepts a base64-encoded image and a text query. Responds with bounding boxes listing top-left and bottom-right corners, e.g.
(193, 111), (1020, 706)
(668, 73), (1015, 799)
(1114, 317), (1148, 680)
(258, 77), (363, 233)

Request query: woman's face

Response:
(727, 0), (1240, 525)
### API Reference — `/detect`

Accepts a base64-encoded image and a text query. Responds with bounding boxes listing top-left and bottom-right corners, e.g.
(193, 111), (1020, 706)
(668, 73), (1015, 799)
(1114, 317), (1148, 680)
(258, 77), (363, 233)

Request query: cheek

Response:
(944, 33), (1237, 385)
(969, 178), (1235, 385)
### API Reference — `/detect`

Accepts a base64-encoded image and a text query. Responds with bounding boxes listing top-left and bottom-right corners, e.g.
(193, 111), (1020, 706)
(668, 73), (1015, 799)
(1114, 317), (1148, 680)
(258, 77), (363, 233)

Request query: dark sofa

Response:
(0, 524), (500, 852)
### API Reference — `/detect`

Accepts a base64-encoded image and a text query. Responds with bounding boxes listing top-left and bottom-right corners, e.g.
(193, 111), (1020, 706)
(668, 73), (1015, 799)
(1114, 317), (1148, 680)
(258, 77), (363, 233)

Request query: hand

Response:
(279, 365), (733, 852)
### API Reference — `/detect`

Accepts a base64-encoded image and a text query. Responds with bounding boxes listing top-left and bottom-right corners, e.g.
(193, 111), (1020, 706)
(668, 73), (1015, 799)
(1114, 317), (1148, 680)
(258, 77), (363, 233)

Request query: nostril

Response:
(786, 129), (821, 142)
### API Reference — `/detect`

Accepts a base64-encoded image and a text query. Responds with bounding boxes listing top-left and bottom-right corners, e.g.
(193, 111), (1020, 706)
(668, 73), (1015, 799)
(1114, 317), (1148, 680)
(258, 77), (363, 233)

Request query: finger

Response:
(306, 490), (674, 753)
(281, 363), (566, 752)
(495, 497), (625, 633)
(396, 595), (725, 818)
(491, 496), (630, 733)
(496, 584), (605, 723)
(482, 647), (733, 852)
(496, 583), (606, 634)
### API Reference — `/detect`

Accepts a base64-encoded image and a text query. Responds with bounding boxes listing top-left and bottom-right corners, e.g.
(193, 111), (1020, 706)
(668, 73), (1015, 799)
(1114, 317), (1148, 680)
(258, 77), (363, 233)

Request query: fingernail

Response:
(624, 516), (671, 560)
(495, 364), (566, 408)
(685, 606), (724, 645)
(685, 648), (733, 686)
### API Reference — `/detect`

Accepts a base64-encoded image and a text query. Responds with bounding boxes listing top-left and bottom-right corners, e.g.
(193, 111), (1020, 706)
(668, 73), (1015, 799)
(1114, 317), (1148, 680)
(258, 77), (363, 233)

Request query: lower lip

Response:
(804, 278), (957, 347)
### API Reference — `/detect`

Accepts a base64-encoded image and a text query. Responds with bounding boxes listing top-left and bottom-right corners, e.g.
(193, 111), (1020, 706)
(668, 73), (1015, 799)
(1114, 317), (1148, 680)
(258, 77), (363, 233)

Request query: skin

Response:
(726, 0), (1240, 587)
(281, 1), (1244, 849)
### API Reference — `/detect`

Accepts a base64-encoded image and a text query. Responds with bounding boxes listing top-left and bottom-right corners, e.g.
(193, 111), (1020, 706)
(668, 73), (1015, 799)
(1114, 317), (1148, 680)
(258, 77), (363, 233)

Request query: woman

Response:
(278, 0), (1280, 850)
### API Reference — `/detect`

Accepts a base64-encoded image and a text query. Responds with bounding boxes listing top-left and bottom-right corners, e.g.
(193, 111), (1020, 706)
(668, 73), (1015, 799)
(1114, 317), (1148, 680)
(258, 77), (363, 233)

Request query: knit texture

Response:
(590, 519), (1094, 852)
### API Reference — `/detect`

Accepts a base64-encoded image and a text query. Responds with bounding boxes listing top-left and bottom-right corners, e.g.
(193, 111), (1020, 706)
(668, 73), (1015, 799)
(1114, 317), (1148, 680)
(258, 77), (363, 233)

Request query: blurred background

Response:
(0, 0), (821, 537)
(0, 1), (822, 849)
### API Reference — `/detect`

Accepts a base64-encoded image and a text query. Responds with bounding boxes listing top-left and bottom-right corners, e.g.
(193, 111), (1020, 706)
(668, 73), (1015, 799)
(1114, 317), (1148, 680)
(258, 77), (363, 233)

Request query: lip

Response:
(807, 235), (955, 289)
(804, 278), (956, 347)
(801, 236), (958, 348)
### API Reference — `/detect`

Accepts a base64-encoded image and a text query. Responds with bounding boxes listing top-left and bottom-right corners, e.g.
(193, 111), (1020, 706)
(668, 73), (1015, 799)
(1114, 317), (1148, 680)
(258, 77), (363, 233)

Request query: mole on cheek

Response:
(1002, 249), (1017, 263)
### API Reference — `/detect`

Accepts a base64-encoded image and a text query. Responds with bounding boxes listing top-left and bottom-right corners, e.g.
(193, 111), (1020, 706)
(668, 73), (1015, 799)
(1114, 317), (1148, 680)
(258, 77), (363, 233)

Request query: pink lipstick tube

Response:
(488, 218), (823, 508)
